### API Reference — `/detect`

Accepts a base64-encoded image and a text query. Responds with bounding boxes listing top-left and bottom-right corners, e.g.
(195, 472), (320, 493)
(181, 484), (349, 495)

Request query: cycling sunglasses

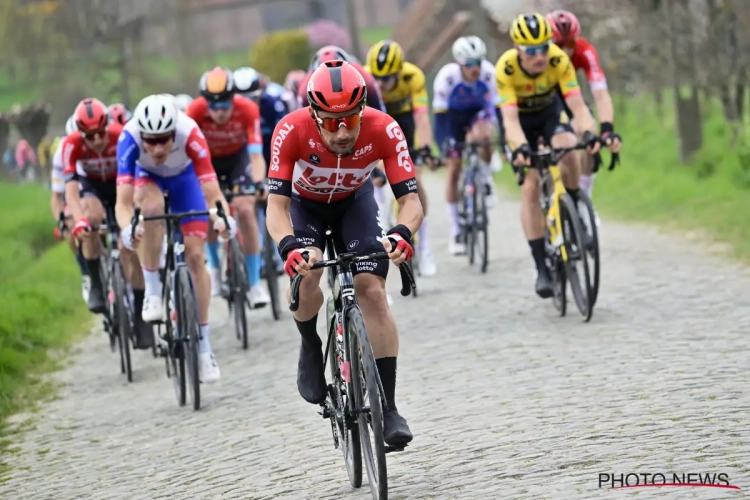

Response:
(141, 132), (176, 145)
(463, 59), (483, 68)
(313, 110), (363, 132)
(82, 128), (107, 141)
(208, 100), (233, 111)
(518, 42), (550, 56)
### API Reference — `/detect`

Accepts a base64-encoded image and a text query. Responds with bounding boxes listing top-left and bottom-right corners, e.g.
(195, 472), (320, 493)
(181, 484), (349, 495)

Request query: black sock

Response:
(75, 251), (88, 276)
(133, 288), (145, 317)
(85, 258), (102, 286)
(528, 238), (546, 271)
(566, 187), (580, 204)
(295, 314), (320, 346)
(376, 357), (397, 411)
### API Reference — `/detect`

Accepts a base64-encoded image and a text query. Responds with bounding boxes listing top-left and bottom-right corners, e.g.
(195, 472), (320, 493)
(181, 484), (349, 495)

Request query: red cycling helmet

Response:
(74, 98), (109, 132)
(307, 60), (367, 113)
(309, 45), (352, 72)
(108, 103), (132, 125)
(546, 10), (581, 44)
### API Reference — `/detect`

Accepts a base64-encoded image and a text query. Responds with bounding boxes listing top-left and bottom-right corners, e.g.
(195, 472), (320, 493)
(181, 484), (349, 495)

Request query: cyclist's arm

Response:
(184, 127), (227, 219)
(579, 42), (613, 125)
(244, 101), (267, 183)
(382, 119), (422, 235)
(266, 118), (299, 245)
(495, 61), (526, 148)
(50, 192), (64, 220)
(555, 52), (596, 135)
(62, 139), (84, 223)
(410, 69), (433, 149)
(50, 153), (65, 219)
(115, 131), (139, 230)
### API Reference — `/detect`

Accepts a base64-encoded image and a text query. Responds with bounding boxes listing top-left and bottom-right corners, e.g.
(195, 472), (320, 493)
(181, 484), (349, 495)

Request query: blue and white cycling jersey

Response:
(265, 81), (298, 112)
(258, 92), (288, 166)
(432, 60), (503, 149)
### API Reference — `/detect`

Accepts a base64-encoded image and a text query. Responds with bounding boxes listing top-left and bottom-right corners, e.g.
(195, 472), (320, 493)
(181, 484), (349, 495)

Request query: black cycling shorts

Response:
(290, 180), (388, 280)
(212, 147), (253, 192)
(392, 111), (415, 150)
(517, 95), (575, 151)
(78, 176), (117, 208)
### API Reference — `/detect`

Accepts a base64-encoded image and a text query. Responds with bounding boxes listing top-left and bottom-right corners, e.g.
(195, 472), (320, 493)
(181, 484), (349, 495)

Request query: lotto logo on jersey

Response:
(296, 165), (372, 191)
(385, 121), (412, 172)
(270, 122), (295, 171)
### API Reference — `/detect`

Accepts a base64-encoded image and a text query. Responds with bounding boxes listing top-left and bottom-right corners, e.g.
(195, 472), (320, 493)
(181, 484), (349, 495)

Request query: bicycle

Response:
(290, 234), (415, 500)
(256, 196), (282, 321)
(456, 141), (495, 274)
(515, 141), (609, 321)
(131, 195), (228, 410)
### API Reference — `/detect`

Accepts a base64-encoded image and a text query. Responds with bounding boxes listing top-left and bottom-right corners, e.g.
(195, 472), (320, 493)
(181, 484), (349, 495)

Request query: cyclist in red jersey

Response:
(547, 10), (622, 200)
(63, 98), (153, 348)
(297, 46), (386, 112)
(267, 61), (421, 447)
(187, 67), (270, 307)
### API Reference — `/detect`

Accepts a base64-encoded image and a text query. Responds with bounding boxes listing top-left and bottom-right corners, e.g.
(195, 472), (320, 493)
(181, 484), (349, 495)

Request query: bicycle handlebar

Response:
(511, 139), (620, 185)
(130, 202), (229, 242)
(289, 242), (416, 312)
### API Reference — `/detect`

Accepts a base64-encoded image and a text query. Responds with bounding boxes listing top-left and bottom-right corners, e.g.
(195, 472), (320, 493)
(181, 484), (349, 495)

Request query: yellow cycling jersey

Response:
(368, 61), (429, 115)
(495, 43), (581, 112)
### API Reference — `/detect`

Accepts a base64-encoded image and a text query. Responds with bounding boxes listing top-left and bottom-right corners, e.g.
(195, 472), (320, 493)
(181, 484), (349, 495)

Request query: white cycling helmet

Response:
(174, 93), (193, 112)
(233, 67), (262, 97)
(134, 94), (178, 135)
(65, 114), (77, 135)
(452, 36), (487, 65)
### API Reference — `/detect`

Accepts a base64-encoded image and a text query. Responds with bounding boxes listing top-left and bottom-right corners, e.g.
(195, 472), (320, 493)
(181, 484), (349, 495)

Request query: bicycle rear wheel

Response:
(575, 191), (600, 306)
(348, 307), (388, 499)
(228, 238), (249, 349)
(113, 260), (133, 382)
(263, 227), (281, 320)
(560, 195), (593, 321)
(176, 267), (201, 410)
(327, 313), (362, 487)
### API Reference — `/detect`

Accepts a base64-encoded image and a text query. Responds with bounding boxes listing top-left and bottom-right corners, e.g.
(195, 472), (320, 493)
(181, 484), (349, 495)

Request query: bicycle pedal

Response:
(385, 444), (408, 454)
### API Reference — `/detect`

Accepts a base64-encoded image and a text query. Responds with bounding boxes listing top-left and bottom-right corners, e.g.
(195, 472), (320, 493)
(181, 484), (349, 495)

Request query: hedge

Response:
(251, 30), (313, 84)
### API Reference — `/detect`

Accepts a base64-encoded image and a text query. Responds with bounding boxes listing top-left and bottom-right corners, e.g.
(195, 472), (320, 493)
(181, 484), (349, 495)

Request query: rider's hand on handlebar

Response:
(383, 224), (414, 265)
(254, 180), (268, 200)
(72, 218), (91, 239)
(121, 224), (144, 250)
(284, 248), (315, 277)
(601, 131), (622, 154)
(583, 131), (601, 155)
(511, 143), (532, 167)
(213, 215), (237, 239)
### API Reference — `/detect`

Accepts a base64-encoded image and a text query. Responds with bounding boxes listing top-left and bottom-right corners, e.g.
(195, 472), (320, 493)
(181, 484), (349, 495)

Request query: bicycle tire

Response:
(113, 260), (133, 382)
(163, 274), (186, 406)
(472, 183), (489, 274)
(229, 238), (249, 349)
(176, 267), (201, 410)
(348, 307), (388, 499)
(327, 314), (363, 487)
(264, 227), (281, 320)
(560, 195), (593, 321)
(550, 253), (567, 316)
(100, 257), (117, 352)
(575, 191), (600, 306)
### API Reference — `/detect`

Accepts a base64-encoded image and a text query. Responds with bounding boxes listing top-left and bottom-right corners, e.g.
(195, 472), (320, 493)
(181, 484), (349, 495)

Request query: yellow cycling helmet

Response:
(510, 13), (553, 46)
(366, 40), (404, 77)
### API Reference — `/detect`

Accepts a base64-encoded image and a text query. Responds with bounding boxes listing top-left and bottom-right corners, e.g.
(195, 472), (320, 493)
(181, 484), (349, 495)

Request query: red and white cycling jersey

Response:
(268, 107), (417, 203)
(61, 123), (123, 183)
(569, 37), (608, 92)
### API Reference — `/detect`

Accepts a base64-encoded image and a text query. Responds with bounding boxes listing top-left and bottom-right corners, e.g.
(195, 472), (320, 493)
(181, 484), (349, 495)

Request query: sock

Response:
(529, 238), (547, 272)
(205, 241), (220, 269)
(448, 202), (461, 237)
(418, 215), (428, 252)
(375, 357), (398, 411)
(85, 258), (101, 286)
(198, 323), (211, 353)
(133, 288), (145, 317)
(75, 250), (88, 276)
(143, 267), (163, 297)
(245, 253), (261, 287)
(295, 314), (320, 347)
(257, 210), (266, 251)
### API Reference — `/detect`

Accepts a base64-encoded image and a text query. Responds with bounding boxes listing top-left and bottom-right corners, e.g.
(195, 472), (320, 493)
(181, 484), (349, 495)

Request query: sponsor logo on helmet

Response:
(331, 104), (348, 109)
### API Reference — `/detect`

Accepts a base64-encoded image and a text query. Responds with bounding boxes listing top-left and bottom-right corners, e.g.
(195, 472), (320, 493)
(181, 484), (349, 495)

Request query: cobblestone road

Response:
(2, 173), (749, 500)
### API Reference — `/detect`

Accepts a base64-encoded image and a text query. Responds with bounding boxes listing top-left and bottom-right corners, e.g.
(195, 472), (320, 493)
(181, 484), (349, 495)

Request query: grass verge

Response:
(0, 183), (91, 464)
(495, 94), (750, 262)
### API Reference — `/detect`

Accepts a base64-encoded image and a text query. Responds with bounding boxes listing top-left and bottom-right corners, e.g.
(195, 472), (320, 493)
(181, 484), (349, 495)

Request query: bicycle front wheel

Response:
(176, 267), (201, 410)
(113, 260), (133, 382)
(228, 238), (249, 349)
(348, 308), (388, 499)
(472, 184), (489, 273)
(575, 191), (600, 307)
(560, 195), (593, 321)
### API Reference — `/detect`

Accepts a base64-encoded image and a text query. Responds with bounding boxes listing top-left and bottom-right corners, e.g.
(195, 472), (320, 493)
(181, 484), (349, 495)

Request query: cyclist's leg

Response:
(163, 166), (221, 380)
(465, 112), (498, 204)
(337, 182), (412, 444)
(229, 149), (266, 305)
(546, 100), (580, 198)
(287, 195), (327, 404)
(441, 113), (472, 255)
(78, 178), (107, 311)
(205, 157), (233, 295)
(573, 101), (597, 198)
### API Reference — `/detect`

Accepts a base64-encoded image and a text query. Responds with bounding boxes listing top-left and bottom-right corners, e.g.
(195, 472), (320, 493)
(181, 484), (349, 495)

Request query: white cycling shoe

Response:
(209, 267), (223, 297)
(248, 284), (270, 308)
(419, 247), (437, 276)
(141, 295), (164, 323)
(199, 352), (221, 383)
(449, 236), (466, 256)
